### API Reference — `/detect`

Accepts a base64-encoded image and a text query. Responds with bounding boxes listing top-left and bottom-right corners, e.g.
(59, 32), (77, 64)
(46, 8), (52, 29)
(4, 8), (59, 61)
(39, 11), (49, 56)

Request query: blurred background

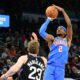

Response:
(0, 0), (80, 80)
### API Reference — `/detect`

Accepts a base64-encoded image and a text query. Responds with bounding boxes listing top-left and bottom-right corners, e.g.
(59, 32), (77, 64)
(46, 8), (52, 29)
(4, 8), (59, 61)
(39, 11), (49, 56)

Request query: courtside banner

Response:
(0, 15), (10, 27)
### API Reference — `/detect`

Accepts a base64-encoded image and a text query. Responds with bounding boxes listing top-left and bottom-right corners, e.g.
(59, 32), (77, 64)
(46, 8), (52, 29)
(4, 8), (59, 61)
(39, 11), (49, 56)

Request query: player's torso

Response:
(19, 55), (45, 80)
(48, 37), (69, 67)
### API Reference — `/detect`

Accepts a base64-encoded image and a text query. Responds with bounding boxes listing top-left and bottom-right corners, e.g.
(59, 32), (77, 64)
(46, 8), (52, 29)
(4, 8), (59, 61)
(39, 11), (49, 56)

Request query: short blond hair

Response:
(27, 40), (39, 54)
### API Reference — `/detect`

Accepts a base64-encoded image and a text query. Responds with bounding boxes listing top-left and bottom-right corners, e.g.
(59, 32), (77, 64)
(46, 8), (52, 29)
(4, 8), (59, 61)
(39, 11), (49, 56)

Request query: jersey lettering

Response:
(58, 46), (63, 52)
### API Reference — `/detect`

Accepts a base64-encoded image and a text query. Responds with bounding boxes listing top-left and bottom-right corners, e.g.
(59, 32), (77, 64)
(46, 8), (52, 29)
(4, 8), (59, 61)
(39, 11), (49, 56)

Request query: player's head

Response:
(56, 26), (67, 38)
(27, 40), (40, 54)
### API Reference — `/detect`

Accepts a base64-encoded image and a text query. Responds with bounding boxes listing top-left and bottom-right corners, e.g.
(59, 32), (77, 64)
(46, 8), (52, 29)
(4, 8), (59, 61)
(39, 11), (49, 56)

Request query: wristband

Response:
(1, 75), (7, 80)
(47, 17), (52, 21)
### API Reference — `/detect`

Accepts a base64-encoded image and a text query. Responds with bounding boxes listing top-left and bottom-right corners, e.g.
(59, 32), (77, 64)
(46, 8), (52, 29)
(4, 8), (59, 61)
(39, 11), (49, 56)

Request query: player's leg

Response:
(54, 67), (65, 80)
(44, 65), (55, 80)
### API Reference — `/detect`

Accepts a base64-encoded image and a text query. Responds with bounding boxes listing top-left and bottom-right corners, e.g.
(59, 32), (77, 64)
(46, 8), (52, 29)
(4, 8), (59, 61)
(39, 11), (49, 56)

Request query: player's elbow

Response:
(39, 28), (43, 36)
(39, 26), (47, 39)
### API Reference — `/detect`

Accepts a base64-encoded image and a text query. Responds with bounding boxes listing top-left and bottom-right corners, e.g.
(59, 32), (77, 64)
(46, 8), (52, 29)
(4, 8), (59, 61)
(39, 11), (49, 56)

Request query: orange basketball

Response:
(45, 5), (58, 19)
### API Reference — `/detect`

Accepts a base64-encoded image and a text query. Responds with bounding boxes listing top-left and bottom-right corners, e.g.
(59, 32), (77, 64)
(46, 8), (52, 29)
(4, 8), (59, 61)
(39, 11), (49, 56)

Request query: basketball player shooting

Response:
(39, 4), (73, 80)
(0, 32), (47, 80)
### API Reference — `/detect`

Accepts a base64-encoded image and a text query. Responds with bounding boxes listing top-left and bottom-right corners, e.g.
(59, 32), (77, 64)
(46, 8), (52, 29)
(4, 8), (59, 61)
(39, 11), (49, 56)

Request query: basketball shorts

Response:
(44, 64), (65, 80)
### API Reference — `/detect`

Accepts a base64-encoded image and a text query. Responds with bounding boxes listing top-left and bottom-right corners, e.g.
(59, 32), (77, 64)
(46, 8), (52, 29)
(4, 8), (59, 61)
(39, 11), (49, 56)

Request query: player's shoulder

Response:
(41, 56), (47, 60)
(37, 56), (46, 60)
(41, 57), (47, 67)
(19, 55), (28, 59)
(18, 55), (28, 64)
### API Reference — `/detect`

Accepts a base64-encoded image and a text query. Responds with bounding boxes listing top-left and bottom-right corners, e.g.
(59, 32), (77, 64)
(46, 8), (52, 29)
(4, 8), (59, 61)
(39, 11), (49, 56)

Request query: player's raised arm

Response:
(39, 17), (54, 42)
(62, 9), (73, 42)
(53, 5), (73, 46)
(1, 56), (27, 80)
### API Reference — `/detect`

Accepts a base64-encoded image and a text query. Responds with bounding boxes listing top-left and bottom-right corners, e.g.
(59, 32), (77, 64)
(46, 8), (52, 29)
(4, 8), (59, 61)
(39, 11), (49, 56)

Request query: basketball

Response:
(45, 5), (58, 19)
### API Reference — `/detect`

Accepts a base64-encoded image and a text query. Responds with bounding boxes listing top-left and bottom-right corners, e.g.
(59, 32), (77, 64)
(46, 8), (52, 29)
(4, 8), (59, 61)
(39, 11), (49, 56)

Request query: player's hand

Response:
(0, 77), (2, 80)
(31, 32), (38, 41)
(52, 4), (64, 12)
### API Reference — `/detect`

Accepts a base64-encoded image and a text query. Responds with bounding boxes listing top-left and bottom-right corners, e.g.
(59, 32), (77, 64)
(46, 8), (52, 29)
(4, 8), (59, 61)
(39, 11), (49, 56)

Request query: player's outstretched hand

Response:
(31, 32), (38, 41)
(0, 77), (2, 80)
(52, 4), (64, 12)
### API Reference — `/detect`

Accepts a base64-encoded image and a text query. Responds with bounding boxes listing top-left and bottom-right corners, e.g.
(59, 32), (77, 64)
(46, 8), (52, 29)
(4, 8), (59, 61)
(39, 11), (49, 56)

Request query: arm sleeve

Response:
(39, 17), (52, 39)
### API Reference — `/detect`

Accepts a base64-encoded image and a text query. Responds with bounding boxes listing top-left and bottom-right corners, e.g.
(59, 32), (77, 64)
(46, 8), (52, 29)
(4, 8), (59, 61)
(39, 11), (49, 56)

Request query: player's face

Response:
(56, 27), (66, 34)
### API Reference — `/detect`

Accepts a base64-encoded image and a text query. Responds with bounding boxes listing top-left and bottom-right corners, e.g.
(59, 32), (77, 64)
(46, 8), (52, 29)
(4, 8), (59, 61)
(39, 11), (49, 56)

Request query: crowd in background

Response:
(0, 19), (80, 80)
(0, 0), (80, 80)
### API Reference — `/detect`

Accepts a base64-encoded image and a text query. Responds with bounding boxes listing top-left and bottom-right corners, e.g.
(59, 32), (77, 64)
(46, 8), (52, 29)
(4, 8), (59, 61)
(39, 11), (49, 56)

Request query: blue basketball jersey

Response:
(48, 37), (69, 68)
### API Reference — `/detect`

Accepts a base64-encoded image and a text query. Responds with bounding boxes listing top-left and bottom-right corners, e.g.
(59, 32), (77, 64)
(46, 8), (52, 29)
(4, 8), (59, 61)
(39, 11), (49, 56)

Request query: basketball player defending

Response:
(39, 5), (73, 80)
(0, 33), (47, 80)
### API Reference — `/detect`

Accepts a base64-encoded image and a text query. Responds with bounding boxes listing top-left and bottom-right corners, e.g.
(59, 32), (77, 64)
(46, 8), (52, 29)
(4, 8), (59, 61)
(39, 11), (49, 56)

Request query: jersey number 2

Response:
(28, 66), (42, 80)
(59, 46), (63, 52)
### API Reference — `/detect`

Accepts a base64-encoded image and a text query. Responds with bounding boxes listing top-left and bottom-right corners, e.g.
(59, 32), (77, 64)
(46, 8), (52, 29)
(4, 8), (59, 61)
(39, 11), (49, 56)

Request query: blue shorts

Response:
(44, 65), (65, 80)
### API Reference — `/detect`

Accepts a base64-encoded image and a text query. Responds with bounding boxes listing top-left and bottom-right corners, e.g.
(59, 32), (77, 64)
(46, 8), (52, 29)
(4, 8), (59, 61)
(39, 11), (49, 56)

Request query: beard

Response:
(56, 34), (67, 38)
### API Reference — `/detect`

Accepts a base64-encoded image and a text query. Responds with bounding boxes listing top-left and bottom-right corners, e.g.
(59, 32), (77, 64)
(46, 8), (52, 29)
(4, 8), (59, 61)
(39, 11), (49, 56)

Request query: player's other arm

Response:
(62, 9), (73, 46)
(54, 5), (73, 47)
(39, 18), (54, 44)
(1, 56), (27, 80)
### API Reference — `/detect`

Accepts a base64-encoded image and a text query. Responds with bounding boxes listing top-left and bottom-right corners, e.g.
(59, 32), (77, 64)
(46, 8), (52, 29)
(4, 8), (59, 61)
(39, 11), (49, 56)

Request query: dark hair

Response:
(27, 40), (39, 54)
